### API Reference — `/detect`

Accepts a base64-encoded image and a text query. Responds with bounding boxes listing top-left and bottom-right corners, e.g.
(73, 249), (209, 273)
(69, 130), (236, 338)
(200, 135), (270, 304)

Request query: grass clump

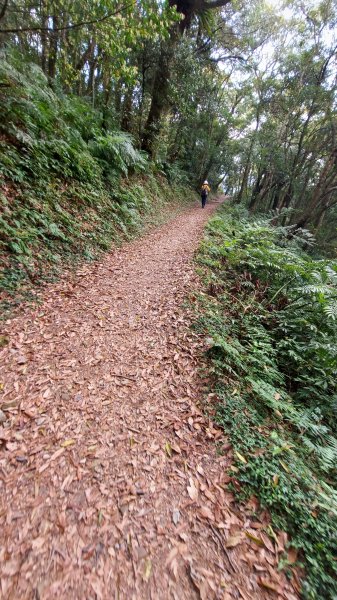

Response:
(196, 204), (337, 599)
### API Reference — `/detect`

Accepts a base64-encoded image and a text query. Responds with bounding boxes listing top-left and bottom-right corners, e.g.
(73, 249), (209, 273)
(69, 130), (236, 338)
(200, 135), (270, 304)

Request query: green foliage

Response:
(0, 54), (193, 314)
(0, 54), (149, 184)
(0, 171), (191, 314)
(89, 132), (148, 178)
(196, 204), (337, 599)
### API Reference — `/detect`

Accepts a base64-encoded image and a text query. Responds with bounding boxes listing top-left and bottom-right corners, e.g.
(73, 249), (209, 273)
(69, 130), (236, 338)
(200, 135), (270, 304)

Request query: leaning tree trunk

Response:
(293, 149), (337, 229)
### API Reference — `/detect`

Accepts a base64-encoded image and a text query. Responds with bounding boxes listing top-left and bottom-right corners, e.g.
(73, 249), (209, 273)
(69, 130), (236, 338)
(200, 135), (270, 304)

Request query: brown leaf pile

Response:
(0, 200), (300, 599)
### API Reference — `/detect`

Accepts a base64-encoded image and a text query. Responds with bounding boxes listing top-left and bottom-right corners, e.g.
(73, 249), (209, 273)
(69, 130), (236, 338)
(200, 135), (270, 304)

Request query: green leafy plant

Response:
(0, 55), (194, 316)
(196, 204), (337, 599)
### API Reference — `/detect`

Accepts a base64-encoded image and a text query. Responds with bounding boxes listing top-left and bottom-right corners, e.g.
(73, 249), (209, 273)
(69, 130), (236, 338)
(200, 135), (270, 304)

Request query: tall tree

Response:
(141, 0), (232, 156)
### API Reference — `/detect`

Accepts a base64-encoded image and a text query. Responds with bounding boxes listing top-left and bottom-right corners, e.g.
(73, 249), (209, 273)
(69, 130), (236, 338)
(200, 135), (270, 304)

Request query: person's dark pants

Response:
(201, 193), (207, 208)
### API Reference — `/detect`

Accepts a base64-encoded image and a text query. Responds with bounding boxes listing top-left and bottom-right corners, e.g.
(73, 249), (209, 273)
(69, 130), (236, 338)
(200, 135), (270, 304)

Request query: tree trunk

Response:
(198, 129), (226, 186)
(113, 80), (122, 123)
(237, 109), (260, 205)
(48, 14), (59, 80)
(40, 4), (49, 74)
(248, 171), (264, 210)
(270, 182), (285, 211)
(141, 0), (231, 156)
(121, 88), (134, 133)
(293, 150), (337, 229)
(101, 55), (111, 131)
(0, 0), (8, 22)
(87, 56), (97, 101)
(141, 30), (178, 156)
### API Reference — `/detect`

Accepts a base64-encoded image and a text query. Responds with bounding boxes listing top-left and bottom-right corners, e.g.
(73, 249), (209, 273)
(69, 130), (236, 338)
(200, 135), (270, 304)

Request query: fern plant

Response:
(196, 203), (337, 599)
(89, 133), (148, 178)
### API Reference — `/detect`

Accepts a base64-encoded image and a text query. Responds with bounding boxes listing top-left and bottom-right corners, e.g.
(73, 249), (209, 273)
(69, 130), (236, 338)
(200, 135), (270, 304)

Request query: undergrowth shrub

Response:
(0, 53), (194, 314)
(196, 204), (337, 599)
(0, 174), (191, 314)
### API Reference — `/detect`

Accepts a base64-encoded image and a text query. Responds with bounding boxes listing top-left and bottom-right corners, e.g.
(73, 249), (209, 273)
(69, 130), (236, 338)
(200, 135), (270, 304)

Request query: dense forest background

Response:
(1, 0), (336, 253)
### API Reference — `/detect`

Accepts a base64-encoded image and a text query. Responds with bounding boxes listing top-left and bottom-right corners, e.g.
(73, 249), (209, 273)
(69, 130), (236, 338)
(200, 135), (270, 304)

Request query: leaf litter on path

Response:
(0, 201), (300, 599)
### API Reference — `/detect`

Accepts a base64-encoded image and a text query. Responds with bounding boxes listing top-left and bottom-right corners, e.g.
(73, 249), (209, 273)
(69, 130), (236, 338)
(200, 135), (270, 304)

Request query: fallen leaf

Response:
(22, 408), (36, 418)
(39, 448), (65, 473)
(169, 557), (179, 579)
(0, 336), (9, 347)
(199, 506), (214, 521)
(204, 488), (217, 504)
(170, 441), (181, 454)
(260, 532), (275, 553)
(258, 578), (281, 593)
(187, 478), (198, 501)
(61, 439), (76, 448)
(2, 558), (20, 576)
(32, 536), (46, 551)
(245, 531), (264, 546)
(226, 535), (242, 548)
(164, 441), (172, 457)
(280, 460), (290, 473)
(254, 564), (267, 572)
(1, 400), (18, 410)
(199, 579), (209, 600)
(90, 576), (103, 599)
(165, 546), (179, 567)
(230, 465), (239, 473)
(235, 451), (247, 464)
(143, 558), (152, 582)
(237, 587), (252, 600)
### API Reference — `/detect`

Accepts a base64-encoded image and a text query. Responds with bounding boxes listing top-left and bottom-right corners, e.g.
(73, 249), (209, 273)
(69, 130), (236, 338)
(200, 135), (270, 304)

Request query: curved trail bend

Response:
(0, 200), (298, 599)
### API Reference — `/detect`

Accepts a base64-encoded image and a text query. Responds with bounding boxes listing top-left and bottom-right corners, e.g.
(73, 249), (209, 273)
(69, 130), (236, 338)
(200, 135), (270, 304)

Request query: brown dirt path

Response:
(0, 200), (299, 600)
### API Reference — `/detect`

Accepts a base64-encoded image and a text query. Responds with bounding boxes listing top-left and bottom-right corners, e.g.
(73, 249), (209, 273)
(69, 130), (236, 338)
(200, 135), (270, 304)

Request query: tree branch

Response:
(210, 54), (245, 62)
(0, 2), (134, 34)
(204, 0), (231, 9)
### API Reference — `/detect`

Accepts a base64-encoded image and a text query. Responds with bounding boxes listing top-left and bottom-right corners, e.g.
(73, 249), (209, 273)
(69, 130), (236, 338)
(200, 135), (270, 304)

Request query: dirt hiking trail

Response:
(0, 200), (299, 600)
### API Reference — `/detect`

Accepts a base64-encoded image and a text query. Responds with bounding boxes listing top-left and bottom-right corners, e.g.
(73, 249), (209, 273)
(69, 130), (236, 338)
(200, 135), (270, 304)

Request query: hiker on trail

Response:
(201, 180), (210, 208)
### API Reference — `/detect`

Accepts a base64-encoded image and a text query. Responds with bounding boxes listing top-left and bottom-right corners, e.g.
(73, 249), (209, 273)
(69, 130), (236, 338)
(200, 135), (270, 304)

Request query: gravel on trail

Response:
(0, 199), (300, 599)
